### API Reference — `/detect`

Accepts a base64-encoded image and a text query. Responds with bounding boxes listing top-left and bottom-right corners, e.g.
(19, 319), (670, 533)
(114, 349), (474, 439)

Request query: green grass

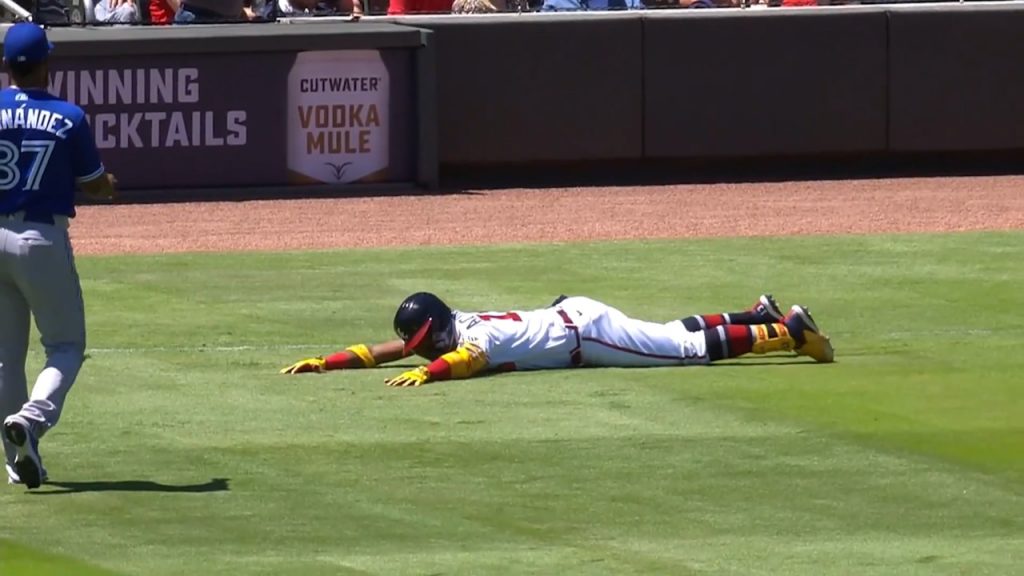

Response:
(2, 231), (1023, 576)
(0, 540), (122, 576)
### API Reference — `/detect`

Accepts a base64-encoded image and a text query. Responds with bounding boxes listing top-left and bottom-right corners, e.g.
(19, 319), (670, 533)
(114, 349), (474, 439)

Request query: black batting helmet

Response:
(393, 292), (455, 358)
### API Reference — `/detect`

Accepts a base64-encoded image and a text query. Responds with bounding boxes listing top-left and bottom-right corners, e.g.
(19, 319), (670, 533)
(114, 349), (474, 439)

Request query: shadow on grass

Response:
(32, 478), (230, 495)
(710, 360), (830, 367)
(295, 360), (837, 390)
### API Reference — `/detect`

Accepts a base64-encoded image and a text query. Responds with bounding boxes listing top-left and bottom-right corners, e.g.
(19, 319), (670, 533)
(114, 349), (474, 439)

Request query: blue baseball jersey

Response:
(0, 87), (104, 218)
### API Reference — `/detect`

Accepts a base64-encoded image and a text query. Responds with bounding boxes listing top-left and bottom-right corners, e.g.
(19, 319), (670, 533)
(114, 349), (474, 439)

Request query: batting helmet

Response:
(393, 292), (456, 358)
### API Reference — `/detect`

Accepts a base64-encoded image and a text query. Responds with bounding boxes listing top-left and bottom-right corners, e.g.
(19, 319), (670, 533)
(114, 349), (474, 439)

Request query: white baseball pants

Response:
(557, 296), (710, 367)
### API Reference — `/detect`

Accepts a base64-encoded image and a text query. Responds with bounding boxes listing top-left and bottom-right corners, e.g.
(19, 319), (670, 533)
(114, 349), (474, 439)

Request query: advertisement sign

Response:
(0, 50), (407, 190)
(286, 50), (390, 185)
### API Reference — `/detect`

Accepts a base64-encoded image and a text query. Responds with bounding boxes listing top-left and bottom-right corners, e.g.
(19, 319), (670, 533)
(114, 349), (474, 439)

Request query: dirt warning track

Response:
(70, 176), (1024, 256)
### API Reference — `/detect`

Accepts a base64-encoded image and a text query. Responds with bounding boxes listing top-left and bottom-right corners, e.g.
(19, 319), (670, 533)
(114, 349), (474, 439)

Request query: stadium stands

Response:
(1, 0), (1014, 21)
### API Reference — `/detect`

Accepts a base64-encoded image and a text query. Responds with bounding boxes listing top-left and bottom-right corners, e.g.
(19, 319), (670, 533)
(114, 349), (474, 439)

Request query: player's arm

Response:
(280, 339), (411, 374)
(384, 343), (490, 387)
(72, 113), (117, 201)
(78, 172), (117, 201)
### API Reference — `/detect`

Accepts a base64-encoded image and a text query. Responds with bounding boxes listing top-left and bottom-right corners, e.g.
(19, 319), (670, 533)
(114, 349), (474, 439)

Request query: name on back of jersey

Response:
(0, 105), (73, 139)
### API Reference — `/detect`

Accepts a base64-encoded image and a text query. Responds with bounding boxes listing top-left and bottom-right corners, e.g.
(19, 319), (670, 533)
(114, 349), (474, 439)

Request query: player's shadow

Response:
(710, 359), (829, 366)
(32, 477), (230, 495)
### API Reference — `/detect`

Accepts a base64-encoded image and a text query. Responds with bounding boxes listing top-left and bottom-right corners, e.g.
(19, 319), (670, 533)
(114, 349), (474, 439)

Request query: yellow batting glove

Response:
(280, 357), (327, 374)
(385, 366), (431, 387)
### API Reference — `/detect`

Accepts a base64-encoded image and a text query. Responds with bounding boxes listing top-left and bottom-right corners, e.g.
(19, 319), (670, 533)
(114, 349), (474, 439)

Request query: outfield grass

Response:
(2, 231), (1022, 576)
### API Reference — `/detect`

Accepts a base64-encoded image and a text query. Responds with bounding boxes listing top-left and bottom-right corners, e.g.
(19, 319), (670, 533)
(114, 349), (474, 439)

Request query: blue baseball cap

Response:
(3, 23), (54, 66)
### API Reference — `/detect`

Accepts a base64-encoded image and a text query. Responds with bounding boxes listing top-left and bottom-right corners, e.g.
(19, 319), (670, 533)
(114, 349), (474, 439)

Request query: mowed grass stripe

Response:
(9, 414), (1023, 574)
(0, 539), (125, 576)
(1, 230), (1021, 575)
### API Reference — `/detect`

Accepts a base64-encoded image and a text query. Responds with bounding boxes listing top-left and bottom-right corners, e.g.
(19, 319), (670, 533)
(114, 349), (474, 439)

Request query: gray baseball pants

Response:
(0, 213), (86, 472)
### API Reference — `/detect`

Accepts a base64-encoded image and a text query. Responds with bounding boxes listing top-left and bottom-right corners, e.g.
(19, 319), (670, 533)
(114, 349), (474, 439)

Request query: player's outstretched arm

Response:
(384, 344), (489, 387)
(280, 339), (410, 374)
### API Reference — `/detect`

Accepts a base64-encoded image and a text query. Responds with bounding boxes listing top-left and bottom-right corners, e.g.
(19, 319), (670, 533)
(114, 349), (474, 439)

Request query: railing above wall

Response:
(5, 0), (1024, 26)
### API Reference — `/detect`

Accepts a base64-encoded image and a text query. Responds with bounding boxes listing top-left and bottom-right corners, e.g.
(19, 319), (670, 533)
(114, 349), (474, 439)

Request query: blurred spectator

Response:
(540, 0), (643, 10)
(7, 0), (71, 23)
(678, 0), (740, 6)
(593, 0), (643, 7)
(94, 0), (141, 22)
(386, 0), (451, 15)
(148, 0), (180, 23)
(173, 0), (244, 21)
(451, 0), (505, 12)
(260, 0), (361, 18)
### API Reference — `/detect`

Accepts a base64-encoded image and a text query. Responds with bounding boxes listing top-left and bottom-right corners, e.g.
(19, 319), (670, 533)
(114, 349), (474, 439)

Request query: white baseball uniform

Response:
(452, 296), (709, 371)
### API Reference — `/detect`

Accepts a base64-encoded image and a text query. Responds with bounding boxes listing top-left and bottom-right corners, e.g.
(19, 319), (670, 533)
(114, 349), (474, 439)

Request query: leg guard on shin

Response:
(751, 323), (797, 355)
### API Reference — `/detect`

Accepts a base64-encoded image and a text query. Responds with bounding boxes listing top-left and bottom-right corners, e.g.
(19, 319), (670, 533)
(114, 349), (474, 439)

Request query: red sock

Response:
(705, 325), (754, 360)
(724, 325), (754, 357)
(693, 314), (728, 329)
(682, 311), (768, 331)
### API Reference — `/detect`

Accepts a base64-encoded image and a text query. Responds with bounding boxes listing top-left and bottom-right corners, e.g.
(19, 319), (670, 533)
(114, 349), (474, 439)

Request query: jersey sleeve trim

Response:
(76, 164), (106, 184)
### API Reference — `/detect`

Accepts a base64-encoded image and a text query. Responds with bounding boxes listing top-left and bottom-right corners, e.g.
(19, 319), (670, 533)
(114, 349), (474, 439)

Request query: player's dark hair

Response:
(6, 60), (42, 83)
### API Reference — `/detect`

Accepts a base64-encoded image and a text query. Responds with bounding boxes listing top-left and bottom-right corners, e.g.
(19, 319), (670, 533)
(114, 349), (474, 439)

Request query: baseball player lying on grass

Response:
(281, 292), (834, 387)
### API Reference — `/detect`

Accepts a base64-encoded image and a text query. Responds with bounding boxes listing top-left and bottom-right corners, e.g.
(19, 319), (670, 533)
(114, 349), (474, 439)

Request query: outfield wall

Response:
(0, 23), (440, 197)
(5, 4), (1024, 197)
(392, 4), (1024, 167)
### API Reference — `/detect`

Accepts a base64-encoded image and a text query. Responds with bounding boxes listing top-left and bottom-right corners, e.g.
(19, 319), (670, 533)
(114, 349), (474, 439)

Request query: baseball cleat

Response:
(3, 416), (44, 489)
(750, 294), (785, 323)
(783, 305), (835, 363)
(6, 463), (48, 486)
